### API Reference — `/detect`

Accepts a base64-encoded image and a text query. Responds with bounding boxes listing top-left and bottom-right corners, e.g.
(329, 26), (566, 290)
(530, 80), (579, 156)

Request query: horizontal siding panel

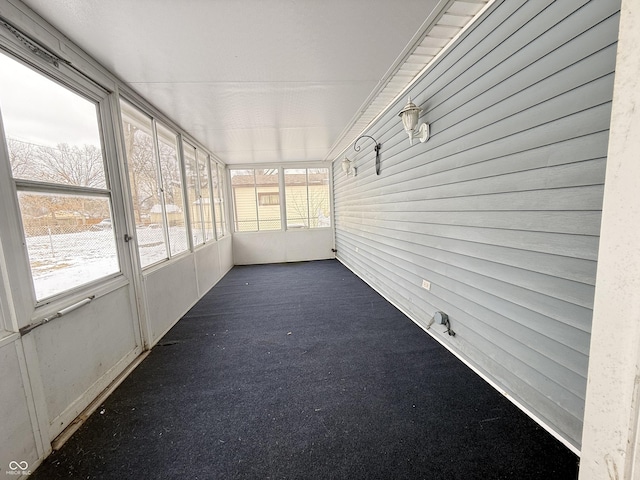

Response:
(337, 210), (603, 236)
(335, 228), (595, 334)
(337, 247), (587, 424)
(342, 159), (606, 209)
(343, 217), (600, 266)
(337, 104), (612, 196)
(338, 224), (596, 308)
(340, 133), (609, 202)
(345, 185), (605, 213)
(423, 0), (615, 117)
(341, 251), (585, 445)
(433, 31), (618, 132)
(434, 45), (616, 140)
(427, 75), (614, 160)
(337, 231), (592, 356)
(343, 220), (597, 285)
(333, 0), (619, 450)
(430, 8), (619, 125)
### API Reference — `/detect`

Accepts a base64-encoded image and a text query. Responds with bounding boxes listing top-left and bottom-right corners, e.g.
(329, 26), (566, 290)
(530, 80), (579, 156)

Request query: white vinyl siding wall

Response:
(333, 0), (619, 451)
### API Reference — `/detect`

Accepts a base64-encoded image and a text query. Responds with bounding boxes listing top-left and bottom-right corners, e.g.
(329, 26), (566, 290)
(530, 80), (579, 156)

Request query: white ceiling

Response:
(21, 0), (483, 165)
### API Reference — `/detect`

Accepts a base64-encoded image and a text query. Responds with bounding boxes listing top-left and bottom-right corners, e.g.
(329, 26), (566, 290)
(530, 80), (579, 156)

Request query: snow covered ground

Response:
(26, 226), (192, 300)
(27, 229), (119, 300)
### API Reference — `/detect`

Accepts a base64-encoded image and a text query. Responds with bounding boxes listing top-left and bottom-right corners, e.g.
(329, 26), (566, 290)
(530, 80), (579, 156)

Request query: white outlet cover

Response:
(422, 279), (431, 290)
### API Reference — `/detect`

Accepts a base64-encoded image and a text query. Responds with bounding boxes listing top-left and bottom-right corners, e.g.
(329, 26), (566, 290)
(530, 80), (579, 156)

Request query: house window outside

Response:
(258, 192), (280, 206)
(0, 51), (120, 300)
(284, 168), (330, 229)
(230, 169), (281, 231)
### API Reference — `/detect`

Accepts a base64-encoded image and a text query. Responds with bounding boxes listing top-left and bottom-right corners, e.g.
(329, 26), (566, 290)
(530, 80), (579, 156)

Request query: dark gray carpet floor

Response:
(30, 260), (579, 479)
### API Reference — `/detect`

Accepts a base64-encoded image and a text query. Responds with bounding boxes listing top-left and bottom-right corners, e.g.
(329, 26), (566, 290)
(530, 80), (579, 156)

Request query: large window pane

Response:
(120, 101), (167, 267)
(157, 123), (189, 256)
(183, 143), (204, 244)
(210, 159), (222, 239)
(0, 54), (106, 188)
(284, 169), (309, 228)
(197, 149), (215, 242)
(17, 192), (118, 300)
(285, 168), (330, 228)
(216, 163), (228, 237)
(231, 170), (257, 232)
(0, 51), (120, 301)
(230, 169), (281, 232)
(256, 169), (280, 230)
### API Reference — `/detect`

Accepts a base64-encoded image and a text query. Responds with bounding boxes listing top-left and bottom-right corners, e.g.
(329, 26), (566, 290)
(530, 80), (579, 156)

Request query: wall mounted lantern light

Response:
(342, 157), (356, 176)
(398, 97), (429, 145)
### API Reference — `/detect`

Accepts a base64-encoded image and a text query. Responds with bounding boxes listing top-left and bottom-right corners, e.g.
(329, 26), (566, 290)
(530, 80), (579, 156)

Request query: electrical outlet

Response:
(421, 279), (431, 291)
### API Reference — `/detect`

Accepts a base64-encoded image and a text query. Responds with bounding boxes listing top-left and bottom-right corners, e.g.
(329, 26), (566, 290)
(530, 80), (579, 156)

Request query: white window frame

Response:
(217, 163), (229, 238)
(230, 163), (332, 234)
(0, 46), (130, 319)
(155, 121), (191, 258)
(198, 148), (216, 243)
(120, 99), (167, 268)
(230, 168), (283, 233)
(283, 167), (332, 230)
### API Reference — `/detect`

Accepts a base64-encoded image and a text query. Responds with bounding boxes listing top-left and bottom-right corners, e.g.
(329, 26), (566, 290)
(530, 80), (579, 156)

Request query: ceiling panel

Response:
(20, 0), (475, 165)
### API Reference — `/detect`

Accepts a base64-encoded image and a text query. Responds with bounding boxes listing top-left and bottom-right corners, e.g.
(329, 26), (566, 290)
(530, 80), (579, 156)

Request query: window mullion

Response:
(305, 169), (311, 228)
(208, 158), (218, 240)
(253, 170), (259, 231)
(279, 167), (286, 231)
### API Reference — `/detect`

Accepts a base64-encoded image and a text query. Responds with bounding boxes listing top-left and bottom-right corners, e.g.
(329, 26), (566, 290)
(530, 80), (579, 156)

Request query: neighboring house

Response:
(232, 172), (330, 231)
(149, 203), (184, 227)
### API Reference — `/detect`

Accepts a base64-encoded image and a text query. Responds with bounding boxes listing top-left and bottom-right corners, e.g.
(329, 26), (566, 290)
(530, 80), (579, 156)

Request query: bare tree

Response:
(6, 138), (111, 233)
(285, 170), (330, 227)
(8, 137), (106, 187)
(158, 140), (182, 206)
(6, 138), (38, 179)
(122, 123), (159, 223)
(35, 143), (106, 187)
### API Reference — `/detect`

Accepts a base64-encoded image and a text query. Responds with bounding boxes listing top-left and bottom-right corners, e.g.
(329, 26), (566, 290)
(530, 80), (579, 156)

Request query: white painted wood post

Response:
(580, 1), (640, 478)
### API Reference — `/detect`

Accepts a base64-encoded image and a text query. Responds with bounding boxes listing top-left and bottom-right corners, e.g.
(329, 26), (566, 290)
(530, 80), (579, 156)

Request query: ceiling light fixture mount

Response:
(354, 135), (382, 175)
(398, 97), (429, 145)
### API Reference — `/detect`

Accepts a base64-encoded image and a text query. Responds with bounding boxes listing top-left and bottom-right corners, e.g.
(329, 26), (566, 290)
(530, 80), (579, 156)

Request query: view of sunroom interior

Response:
(0, 0), (639, 478)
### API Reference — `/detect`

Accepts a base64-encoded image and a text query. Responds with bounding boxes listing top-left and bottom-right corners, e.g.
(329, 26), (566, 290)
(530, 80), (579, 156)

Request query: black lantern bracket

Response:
(354, 135), (382, 175)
